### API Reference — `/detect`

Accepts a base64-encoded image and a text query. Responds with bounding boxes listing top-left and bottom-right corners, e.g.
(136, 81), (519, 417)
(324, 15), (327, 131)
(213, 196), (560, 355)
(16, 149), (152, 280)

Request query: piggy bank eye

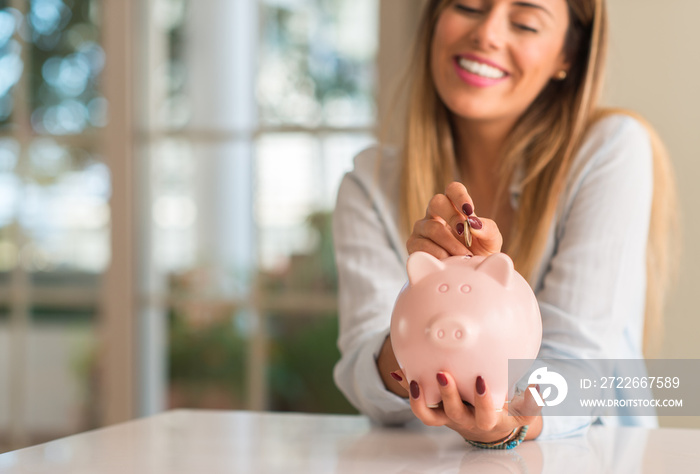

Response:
(438, 284), (449, 293)
(460, 285), (471, 293)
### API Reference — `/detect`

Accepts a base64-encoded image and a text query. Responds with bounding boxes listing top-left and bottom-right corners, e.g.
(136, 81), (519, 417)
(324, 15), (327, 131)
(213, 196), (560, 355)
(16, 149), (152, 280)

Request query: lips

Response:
(452, 54), (510, 87)
(455, 54), (510, 79)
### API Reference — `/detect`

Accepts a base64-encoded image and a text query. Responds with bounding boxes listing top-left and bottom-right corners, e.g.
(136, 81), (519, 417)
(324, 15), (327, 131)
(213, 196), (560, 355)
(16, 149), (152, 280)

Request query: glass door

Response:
(0, 0), (110, 452)
(137, 0), (379, 415)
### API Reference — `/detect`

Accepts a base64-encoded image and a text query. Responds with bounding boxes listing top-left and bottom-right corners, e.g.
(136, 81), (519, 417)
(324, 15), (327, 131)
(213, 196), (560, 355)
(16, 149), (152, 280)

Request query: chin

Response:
(443, 100), (497, 122)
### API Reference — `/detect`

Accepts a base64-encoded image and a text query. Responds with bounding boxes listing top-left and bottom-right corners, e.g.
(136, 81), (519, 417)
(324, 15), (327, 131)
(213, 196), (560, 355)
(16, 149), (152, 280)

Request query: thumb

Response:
(468, 216), (503, 255)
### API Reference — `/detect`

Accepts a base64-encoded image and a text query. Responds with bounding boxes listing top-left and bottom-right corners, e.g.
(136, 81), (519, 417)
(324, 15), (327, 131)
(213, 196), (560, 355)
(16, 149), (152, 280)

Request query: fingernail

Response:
(437, 373), (448, 387)
(456, 222), (464, 235)
(467, 215), (483, 230)
(476, 376), (486, 396)
(390, 371), (403, 382)
(462, 203), (473, 216)
(536, 384), (540, 394)
(410, 381), (420, 399)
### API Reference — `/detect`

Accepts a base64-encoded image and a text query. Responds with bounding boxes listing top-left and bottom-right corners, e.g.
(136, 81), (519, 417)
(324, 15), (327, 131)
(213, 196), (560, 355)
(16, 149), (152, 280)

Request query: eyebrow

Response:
(512, 1), (554, 18)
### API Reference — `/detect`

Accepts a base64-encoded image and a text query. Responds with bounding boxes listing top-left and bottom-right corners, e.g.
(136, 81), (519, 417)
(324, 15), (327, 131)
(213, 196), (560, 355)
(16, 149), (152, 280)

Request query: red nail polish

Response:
(390, 371), (403, 382)
(467, 215), (483, 230)
(536, 384), (540, 394)
(462, 203), (473, 216)
(410, 381), (420, 399)
(476, 376), (486, 395)
(456, 222), (464, 235)
(437, 373), (448, 387)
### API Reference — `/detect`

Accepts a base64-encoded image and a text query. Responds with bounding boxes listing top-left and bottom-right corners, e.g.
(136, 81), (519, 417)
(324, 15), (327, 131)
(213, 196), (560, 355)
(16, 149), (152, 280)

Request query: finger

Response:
(408, 380), (450, 427)
(446, 214), (472, 248)
(445, 182), (475, 217)
(390, 368), (410, 393)
(426, 194), (470, 247)
(406, 233), (451, 259)
(467, 217), (503, 255)
(521, 384), (544, 420)
(472, 376), (501, 432)
(425, 193), (456, 220)
(437, 372), (474, 426)
(429, 186), (476, 249)
(410, 219), (468, 257)
(508, 384), (543, 422)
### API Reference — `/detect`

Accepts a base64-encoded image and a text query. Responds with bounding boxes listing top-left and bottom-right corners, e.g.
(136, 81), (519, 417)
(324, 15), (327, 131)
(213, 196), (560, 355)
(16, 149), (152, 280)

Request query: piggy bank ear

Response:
(476, 253), (514, 288)
(407, 251), (445, 286)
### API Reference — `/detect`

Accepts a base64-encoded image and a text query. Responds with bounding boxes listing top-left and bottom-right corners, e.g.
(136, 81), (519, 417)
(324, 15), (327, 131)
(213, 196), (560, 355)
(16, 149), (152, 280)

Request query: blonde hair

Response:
(394, 0), (679, 356)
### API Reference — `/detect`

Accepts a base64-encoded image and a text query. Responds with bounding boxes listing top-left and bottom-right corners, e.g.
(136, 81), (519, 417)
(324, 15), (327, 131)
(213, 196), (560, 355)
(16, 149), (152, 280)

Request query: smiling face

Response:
(431, 0), (572, 128)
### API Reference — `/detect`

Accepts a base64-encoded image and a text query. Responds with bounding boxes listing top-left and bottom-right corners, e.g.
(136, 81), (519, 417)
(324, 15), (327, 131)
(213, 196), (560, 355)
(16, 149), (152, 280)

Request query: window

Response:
(1, 1), (423, 452)
(139, 0), (378, 414)
(0, 0), (107, 451)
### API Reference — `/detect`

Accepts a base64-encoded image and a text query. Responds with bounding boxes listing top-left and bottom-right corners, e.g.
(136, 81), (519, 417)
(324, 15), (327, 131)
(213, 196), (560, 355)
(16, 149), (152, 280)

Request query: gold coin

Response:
(464, 219), (472, 247)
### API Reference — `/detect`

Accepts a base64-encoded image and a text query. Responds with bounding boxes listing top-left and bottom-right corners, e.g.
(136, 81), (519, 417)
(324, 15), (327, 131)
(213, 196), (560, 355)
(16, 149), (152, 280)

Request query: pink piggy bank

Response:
(390, 251), (542, 409)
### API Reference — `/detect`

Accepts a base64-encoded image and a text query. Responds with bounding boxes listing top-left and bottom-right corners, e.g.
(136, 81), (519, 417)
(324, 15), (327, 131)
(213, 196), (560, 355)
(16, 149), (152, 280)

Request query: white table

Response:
(0, 410), (698, 473)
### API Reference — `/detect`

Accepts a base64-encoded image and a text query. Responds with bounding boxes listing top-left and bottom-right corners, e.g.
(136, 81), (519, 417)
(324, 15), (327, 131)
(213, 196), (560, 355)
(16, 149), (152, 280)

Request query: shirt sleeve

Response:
(332, 156), (415, 425)
(533, 115), (654, 440)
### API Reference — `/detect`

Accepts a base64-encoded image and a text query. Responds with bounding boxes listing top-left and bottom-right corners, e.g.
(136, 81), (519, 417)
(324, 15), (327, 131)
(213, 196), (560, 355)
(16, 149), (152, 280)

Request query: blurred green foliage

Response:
(268, 314), (355, 414)
(167, 210), (356, 414)
(168, 310), (247, 408)
(259, 210), (338, 294)
(262, 210), (354, 413)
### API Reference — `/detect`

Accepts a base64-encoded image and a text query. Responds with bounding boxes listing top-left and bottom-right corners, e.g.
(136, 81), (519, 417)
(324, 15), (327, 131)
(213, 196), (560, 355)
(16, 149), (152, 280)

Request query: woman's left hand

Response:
(391, 369), (543, 442)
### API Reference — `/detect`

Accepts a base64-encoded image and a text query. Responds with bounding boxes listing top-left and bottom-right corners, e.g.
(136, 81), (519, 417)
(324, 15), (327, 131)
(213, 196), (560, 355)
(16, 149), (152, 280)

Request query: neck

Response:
(452, 116), (515, 186)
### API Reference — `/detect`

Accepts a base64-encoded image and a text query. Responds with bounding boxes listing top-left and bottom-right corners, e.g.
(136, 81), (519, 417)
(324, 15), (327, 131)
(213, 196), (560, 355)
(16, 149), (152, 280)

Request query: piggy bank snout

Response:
(426, 315), (470, 349)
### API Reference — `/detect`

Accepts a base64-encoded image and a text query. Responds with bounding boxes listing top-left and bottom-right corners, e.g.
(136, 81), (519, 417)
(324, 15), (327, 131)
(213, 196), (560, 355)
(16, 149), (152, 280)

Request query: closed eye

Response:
(514, 23), (538, 33)
(454, 4), (483, 15)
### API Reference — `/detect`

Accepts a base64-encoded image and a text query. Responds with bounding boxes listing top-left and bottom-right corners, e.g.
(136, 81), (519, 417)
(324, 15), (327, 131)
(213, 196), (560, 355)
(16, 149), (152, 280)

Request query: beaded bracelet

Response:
(465, 426), (518, 449)
(465, 425), (529, 450)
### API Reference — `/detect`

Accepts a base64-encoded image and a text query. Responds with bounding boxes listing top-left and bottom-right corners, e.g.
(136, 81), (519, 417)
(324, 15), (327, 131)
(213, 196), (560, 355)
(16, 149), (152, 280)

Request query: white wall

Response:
(605, 1), (700, 428)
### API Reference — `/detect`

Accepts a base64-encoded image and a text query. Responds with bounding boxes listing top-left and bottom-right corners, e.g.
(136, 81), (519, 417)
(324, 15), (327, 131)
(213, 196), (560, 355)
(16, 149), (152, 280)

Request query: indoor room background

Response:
(0, 0), (698, 453)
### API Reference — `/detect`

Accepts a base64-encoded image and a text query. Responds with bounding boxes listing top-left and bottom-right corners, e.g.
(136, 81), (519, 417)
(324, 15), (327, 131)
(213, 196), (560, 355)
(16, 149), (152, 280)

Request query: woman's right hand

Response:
(406, 182), (503, 259)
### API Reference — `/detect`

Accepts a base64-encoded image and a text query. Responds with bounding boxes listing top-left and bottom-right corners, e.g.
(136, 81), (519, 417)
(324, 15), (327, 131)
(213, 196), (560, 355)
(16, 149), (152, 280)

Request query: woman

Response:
(332, 0), (677, 446)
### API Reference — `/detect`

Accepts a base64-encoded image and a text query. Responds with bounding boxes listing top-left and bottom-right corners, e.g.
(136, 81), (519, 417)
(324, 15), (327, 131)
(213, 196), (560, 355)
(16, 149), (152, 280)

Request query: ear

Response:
(476, 253), (514, 288)
(552, 52), (571, 80)
(407, 251), (445, 286)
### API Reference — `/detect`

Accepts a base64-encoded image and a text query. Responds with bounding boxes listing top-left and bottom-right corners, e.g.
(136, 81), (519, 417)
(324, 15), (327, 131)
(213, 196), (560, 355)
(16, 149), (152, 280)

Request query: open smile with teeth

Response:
(457, 57), (507, 79)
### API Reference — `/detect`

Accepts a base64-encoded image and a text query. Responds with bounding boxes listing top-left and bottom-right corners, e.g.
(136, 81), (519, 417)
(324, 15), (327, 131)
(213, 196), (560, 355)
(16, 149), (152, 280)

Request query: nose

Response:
(469, 9), (506, 50)
(427, 315), (469, 349)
